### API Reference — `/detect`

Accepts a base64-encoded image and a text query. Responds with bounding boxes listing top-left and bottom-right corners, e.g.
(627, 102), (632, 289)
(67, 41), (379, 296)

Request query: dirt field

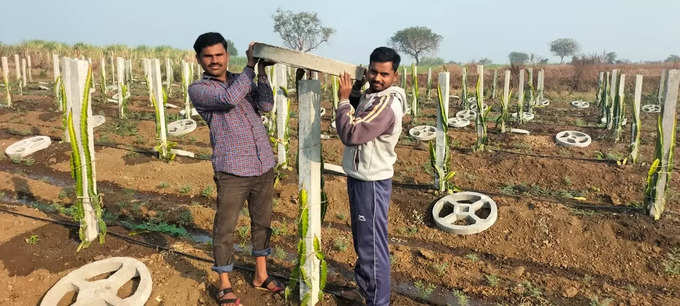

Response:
(0, 67), (679, 306)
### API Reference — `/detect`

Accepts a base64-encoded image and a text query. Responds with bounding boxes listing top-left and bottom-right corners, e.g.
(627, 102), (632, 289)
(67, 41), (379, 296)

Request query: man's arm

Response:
(188, 67), (255, 112)
(249, 66), (274, 112)
(335, 73), (395, 146)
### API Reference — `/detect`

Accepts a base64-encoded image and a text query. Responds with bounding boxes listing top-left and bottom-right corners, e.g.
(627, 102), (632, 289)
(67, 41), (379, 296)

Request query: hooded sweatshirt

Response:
(335, 85), (406, 181)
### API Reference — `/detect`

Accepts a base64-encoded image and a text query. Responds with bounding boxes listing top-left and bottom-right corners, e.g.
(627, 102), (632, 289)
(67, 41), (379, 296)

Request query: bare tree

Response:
(390, 26), (442, 65)
(272, 9), (334, 52)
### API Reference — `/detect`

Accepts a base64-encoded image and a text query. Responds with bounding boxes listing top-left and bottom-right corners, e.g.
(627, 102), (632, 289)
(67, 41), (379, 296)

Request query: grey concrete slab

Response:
(252, 43), (365, 79)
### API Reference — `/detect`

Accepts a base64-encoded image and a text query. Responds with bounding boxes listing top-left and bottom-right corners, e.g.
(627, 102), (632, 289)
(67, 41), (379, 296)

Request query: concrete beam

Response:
(252, 43), (365, 79)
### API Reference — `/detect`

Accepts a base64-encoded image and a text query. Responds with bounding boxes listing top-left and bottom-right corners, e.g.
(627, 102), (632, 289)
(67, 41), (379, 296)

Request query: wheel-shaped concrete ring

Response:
(456, 109), (476, 121)
(5, 136), (51, 160)
(167, 119), (197, 137)
(555, 130), (591, 147)
(642, 104), (661, 113)
(570, 100), (590, 109)
(40, 257), (152, 306)
(447, 117), (470, 128)
(432, 192), (498, 235)
(409, 125), (436, 141)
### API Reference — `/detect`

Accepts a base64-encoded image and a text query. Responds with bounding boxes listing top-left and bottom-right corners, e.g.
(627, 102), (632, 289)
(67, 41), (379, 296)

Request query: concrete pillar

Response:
(500, 70), (511, 133)
(657, 69), (667, 105)
(491, 69), (498, 100)
(517, 69), (525, 123)
(297, 80), (321, 305)
(151, 59), (168, 157)
(182, 61), (191, 119)
(100, 57), (107, 94)
(116, 57), (125, 118)
(53, 54), (60, 82)
(2, 57), (11, 107)
(537, 69), (544, 101)
(21, 58), (27, 87)
(596, 72), (604, 104)
(527, 68), (534, 112)
(427, 67), (432, 100)
(62, 57), (99, 243)
(27, 55), (32, 82)
(613, 74), (626, 142)
(411, 65), (418, 117)
(607, 69), (618, 130)
(275, 64), (289, 168)
(110, 56), (115, 86)
(648, 69), (680, 220)
(13, 54), (20, 82)
(629, 75), (642, 164)
(435, 71), (450, 190)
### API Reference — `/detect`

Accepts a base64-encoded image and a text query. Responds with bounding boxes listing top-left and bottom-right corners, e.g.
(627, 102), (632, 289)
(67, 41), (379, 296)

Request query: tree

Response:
(272, 9), (334, 52)
(665, 54), (680, 63)
(390, 26), (443, 65)
(508, 52), (529, 65)
(605, 52), (617, 64)
(550, 38), (579, 63)
(225, 40), (238, 57)
(478, 58), (493, 65)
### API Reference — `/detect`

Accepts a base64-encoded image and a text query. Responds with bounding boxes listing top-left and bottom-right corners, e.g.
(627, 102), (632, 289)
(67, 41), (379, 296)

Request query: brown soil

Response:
(0, 75), (679, 305)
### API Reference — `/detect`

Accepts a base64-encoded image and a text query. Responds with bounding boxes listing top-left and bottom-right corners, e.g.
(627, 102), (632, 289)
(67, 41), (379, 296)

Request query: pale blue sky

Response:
(1, 0), (678, 65)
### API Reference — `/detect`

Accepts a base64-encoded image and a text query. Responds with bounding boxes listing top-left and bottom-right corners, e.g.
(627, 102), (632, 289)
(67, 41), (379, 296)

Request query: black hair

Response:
(193, 32), (229, 55)
(369, 47), (401, 71)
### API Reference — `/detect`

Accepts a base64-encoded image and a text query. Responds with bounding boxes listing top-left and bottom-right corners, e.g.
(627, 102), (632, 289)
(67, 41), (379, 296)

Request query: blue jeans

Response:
(347, 176), (392, 306)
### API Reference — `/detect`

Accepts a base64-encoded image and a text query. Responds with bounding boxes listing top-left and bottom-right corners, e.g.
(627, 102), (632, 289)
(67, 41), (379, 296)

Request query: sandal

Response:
(254, 276), (284, 293)
(216, 287), (242, 306)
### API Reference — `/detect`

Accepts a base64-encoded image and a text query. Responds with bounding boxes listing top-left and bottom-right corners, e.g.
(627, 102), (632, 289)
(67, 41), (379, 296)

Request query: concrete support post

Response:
(647, 69), (679, 220)
(275, 64), (289, 168)
(607, 69), (619, 130)
(297, 80), (321, 305)
(435, 72), (450, 190)
(62, 58), (99, 243)
(27, 55), (32, 82)
(629, 75), (643, 163)
(116, 57), (125, 118)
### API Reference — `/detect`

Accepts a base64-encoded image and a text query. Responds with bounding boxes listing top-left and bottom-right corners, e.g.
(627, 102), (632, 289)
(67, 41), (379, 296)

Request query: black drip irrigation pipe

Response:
(0, 206), (359, 303)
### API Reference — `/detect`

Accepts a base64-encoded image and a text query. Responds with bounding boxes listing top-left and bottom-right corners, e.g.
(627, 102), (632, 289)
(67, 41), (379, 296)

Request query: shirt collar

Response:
(202, 71), (234, 83)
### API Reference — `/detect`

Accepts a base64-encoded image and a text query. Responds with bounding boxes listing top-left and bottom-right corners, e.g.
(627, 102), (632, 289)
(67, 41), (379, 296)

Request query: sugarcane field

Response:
(1, 2), (680, 306)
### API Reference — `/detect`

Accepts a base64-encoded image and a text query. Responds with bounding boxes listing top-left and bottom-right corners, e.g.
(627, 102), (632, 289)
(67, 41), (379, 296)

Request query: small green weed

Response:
(25, 234), (39, 245)
(178, 185), (191, 194)
(485, 274), (500, 287)
(662, 247), (680, 276)
(335, 213), (346, 221)
(332, 237), (349, 252)
(200, 186), (214, 198)
(414, 280), (436, 299)
(452, 289), (468, 305)
(430, 262), (449, 276)
(156, 181), (169, 189)
(465, 253), (479, 262)
(589, 295), (614, 306)
(273, 247), (287, 261)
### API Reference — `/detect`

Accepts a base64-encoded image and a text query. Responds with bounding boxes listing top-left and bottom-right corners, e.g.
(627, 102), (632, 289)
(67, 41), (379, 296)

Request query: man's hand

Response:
(246, 42), (256, 67)
(338, 72), (352, 100)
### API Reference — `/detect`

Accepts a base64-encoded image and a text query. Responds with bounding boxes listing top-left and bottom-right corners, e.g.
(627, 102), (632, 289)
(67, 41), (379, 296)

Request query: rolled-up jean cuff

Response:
(211, 264), (234, 273)
(252, 247), (271, 257)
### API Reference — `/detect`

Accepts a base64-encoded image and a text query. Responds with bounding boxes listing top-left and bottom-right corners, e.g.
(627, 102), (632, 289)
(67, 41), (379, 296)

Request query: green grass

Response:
(520, 281), (542, 298)
(452, 289), (468, 305)
(589, 295), (614, 306)
(430, 262), (449, 276)
(663, 247), (680, 276)
(156, 181), (169, 189)
(335, 213), (346, 221)
(178, 185), (191, 194)
(414, 280), (436, 299)
(332, 237), (348, 252)
(110, 119), (138, 136)
(465, 253), (479, 262)
(273, 247), (287, 261)
(485, 274), (500, 287)
(200, 186), (214, 198)
(271, 224), (288, 237)
(121, 220), (188, 237)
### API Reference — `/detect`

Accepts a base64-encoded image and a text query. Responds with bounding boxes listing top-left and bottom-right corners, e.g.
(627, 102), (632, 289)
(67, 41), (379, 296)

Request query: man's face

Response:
(366, 61), (397, 92)
(197, 43), (229, 79)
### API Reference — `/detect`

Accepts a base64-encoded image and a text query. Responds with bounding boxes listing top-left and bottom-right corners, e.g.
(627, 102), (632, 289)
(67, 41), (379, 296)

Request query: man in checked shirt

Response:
(188, 32), (282, 306)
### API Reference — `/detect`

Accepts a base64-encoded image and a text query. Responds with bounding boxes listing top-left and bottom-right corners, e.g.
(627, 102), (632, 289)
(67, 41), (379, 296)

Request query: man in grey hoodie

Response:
(336, 47), (405, 306)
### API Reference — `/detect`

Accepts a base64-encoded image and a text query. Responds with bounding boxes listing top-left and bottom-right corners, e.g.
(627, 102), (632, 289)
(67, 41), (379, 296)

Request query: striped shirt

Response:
(188, 67), (275, 176)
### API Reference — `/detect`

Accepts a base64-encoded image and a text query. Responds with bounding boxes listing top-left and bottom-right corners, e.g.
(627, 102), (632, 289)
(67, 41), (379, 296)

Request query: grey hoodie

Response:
(335, 85), (406, 181)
